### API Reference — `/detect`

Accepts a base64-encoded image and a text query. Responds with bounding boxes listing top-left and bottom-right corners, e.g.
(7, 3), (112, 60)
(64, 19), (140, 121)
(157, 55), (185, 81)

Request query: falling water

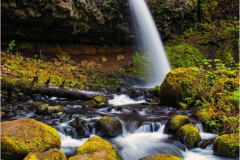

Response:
(129, 0), (171, 87)
(59, 95), (236, 160)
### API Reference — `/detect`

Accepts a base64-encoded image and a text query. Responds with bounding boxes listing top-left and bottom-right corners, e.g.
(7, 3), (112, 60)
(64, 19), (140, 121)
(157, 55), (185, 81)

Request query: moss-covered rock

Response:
(23, 148), (67, 160)
(213, 133), (239, 158)
(36, 104), (64, 115)
(93, 95), (109, 107)
(82, 100), (98, 108)
(157, 67), (200, 105)
(176, 124), (201, 149)
(163, 115), (190, 134)
(139, 153), (183, 160)
(1, 118), (61, 160)
(68, 135), (122, 160)
(95, 116), (123, 137)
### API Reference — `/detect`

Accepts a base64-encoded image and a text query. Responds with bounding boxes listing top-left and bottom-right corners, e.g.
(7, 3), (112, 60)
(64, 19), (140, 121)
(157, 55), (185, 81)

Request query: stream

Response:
(1, 93), (237, 160)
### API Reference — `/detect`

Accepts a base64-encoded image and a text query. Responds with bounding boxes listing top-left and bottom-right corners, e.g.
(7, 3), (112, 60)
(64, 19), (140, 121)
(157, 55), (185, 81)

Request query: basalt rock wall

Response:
(2, 0), (198, 45)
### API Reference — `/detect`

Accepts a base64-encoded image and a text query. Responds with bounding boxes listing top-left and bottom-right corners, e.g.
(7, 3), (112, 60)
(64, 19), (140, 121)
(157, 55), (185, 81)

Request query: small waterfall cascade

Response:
(129, 0), (171, 87)
(134, 122), (162, 133)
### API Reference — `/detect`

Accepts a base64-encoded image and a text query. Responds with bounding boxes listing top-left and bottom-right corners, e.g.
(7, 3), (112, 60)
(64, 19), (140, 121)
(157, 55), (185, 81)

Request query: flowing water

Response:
(59, 94), (237, 160)
(129, 0), (171, 87)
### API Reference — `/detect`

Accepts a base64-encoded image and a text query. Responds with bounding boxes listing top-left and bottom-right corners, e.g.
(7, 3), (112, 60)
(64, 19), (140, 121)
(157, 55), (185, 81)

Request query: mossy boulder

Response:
(139, 153), (183, 160)
(23, 148), (66, 160)
(83, 100), (98, 108)
(93, 95), (109, 108)
(156, 67), (200, 106)
(95, 116), (123, 137)
(68, 135), (122, 160)
(163, 115), (190, 134)
(1, 118), (61, 160)
(213, 133), (239, 158)
(83, 96), (109, 108)
(176, 124), (201, 149)
(36, 104), (64, 115)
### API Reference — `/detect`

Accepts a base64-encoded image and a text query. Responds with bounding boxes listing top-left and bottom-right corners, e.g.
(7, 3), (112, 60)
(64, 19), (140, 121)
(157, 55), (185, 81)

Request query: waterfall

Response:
(129, 0), (171, 88)
(134, 122), (162, 133)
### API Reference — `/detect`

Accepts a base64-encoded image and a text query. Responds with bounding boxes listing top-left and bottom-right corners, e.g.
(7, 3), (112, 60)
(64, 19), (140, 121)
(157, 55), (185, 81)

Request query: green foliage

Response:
(115, 68), (125, 76)
(6, 40), (16, 54)
(165, 43), (206, 69)
(68, 66), (75, 71)
(153, 85), (160, 92)
(182, 59), (239, 133)
(233, 16), (238, 20)
(130, 52), (152, 77)
(30, 55), (42, 64)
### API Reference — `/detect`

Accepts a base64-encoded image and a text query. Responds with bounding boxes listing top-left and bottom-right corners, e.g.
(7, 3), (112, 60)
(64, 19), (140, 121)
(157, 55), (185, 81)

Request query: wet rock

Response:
(1, 118), (61, 160)
(199, 140), (213, 149)
(70, 126), (91, 139)
(213, 133), (239, 158)
(2, 104), (18, 113)
(23, 148), (66, 160)
(83, 95), (109, 108)
(116, 87), (127, 92)
(51, 112), (65, 119)
(156, 68), (198, 105)
(139, 154), (183, 160)
(116, 105), (131, 112)
(36, 104), (64, 115)
(2, 0), (205, 45)
(129, 90), (144, 99)
(176, 124), (201, 149)
(68, 136), (122, 160)
(69, 117), (86, 128)
(143, 94), (160, 103)
(93, 95), (109, 107)
(68, 117), (91, 138)
(163, 115), (190, 134)
(95, 116), (122, 137)
(82, 100), (98, 108)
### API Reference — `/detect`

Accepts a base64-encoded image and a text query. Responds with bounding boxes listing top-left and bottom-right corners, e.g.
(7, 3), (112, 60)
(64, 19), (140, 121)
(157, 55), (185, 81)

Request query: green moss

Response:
(23, 148), (67, 160)
(83, 100), (98, 108)
(1, 118), (61, 159)
(176, 124), (201, 149)
(69, 136), (122, 160)
(213, 133), (239, 157)
(171, 115), (190, 129)
(140, 154), (183, 160)
(178, 102), (188, 109)
(165, 43), (206, 69)
(228, 89), (239, 108)
(94, 96), (105, 103)
(195, 107), (212, 121)
(214, 45), (234, 65)
(32, 101), (44, 105)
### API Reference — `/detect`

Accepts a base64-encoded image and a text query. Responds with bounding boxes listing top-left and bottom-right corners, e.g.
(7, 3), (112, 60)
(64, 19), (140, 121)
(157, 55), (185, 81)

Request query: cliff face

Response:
(1, 0), (198, 44)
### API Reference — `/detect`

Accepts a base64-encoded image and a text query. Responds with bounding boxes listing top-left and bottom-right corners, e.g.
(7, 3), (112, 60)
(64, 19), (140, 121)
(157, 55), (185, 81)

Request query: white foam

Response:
(108, 94), (145, 106)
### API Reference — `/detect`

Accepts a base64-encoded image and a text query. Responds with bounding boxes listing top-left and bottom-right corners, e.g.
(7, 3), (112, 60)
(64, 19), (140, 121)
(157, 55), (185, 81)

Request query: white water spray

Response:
(129, 0), (171, 87)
